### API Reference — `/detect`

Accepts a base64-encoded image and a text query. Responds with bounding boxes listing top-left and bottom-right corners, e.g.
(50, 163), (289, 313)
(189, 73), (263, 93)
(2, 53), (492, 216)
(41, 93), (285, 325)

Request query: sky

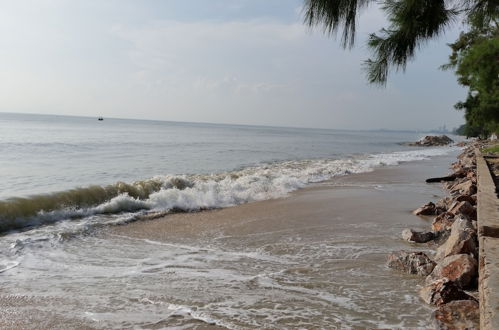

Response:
(0, 0), (468, 130)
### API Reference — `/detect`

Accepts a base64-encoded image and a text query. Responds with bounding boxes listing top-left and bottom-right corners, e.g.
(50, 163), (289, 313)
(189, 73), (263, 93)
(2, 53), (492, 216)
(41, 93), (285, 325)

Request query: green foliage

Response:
(482, 144), (499, 154)
(365, 0), (457, 85)
(443, 25), (499, 137)
(304, 0), (499, 84)
(304, 0), (372, 48)
(304, 0), (498, 137)
(453, 124), (467, 135)
(454, 123), (489, 138)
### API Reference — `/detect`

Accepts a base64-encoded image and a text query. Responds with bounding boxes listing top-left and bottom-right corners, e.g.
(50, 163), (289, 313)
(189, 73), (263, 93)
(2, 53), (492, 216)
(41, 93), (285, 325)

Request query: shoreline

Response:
(111, 154), (459, 242)
(0, 146), (458, 234)
(0, 150), (463, 329)
(106, 152), (460, 328)
(388, 142), (485, 329)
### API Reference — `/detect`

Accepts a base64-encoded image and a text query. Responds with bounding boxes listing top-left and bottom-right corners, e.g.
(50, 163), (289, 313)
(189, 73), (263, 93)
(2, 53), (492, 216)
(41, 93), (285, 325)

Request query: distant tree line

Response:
(303, 0), (498, 137)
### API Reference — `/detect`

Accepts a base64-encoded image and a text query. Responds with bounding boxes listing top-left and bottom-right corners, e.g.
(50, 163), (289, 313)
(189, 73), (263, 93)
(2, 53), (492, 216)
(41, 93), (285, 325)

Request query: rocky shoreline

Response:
(408, 135), (455, 147)
(387, 140), (484, 329)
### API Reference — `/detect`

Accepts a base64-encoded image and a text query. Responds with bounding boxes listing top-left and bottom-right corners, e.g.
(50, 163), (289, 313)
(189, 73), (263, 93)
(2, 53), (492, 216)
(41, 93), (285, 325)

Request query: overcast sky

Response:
(0, 0), (467, 130)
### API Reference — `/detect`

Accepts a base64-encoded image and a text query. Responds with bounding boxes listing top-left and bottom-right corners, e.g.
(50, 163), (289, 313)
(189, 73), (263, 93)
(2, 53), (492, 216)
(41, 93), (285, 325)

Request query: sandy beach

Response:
(2, 0), (494, 327)
(113, 156), (455, 244)
(102, 152), (460, 328)
(0, 152), (461, 329)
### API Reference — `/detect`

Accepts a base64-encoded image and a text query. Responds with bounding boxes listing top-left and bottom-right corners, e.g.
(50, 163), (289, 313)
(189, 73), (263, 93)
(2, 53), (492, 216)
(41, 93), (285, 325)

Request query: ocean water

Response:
(0, 112), (460, 329)
(0, 112), (453, 198)
(0, 113), (458, 229)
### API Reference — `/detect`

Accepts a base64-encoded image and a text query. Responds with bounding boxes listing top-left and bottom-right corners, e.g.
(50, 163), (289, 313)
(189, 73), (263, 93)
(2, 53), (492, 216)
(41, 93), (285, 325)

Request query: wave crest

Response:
(0, 147), (458, 233)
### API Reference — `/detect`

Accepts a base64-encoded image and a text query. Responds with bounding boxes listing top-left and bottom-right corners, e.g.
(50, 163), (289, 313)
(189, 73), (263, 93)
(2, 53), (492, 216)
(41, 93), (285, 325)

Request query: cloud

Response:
(0, 1), (465, 130)
(110, 19), (321, 102)
(111, 19), (308, 72)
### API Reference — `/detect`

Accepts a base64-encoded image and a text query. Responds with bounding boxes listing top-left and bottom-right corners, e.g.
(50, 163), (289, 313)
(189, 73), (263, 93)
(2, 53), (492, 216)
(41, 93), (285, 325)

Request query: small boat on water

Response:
(98, 117), (104, 121)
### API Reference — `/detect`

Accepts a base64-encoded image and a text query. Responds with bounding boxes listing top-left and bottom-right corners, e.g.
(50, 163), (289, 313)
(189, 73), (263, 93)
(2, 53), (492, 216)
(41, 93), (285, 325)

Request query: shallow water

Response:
(0, 112), (454, 200)
(0, 113), (460, 328)
(5, 231), (425, 329)
(0, 156), (458, 329)
(0, 113), (459, 235)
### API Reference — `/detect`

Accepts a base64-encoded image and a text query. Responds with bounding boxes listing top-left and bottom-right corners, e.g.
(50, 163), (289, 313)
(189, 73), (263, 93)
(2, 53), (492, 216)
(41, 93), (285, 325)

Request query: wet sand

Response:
(0, 153), (458, 329)
(114, 155), (453, 244)
(107, 153), (457, 328)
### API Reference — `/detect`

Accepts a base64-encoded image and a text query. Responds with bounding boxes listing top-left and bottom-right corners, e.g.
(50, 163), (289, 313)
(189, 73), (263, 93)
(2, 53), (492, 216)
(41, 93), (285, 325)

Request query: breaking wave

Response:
(0, 147), (457, 233)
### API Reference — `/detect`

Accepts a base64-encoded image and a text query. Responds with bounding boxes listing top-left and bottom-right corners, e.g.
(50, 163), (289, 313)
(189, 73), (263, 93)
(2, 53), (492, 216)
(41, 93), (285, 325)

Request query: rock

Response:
(387, 251), (436, 276)
(436, 197), (453, 210)
(432, 230), (451, 246)
(448, 201), (476, 219)
(458, 156), (475, 169)
(420, 278), (475, 306)
(466, 170), (477, 181)
(454, 215), (475, 232)
(454, 169), (469, 179)
(444, 181), (456, 190)
(401, 229), (434, 243)
(432, 212), (455, 232)
(471, 194), (477, 205)
(451, 162), (461, 171)
(426, 254), (478, 288)
(409, 135), (454, 147)
(432, 300), (479, 330)
(450, 180), (477, 196)
(436, 206), (447, 215)
(455, 194), (475, 205)
(413, 202), (437, 216)
(436, 216), (478, 260)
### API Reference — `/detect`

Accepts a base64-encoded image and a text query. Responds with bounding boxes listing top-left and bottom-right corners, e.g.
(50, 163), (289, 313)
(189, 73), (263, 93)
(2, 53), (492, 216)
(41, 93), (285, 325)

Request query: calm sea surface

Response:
(1, 112), (454, 199)
(0, 112), (461, 329)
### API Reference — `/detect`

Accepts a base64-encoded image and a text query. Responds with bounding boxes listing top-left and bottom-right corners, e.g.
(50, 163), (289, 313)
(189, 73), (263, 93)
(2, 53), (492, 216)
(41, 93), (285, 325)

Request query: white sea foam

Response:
(0, 146), (458, 236)
(0, 259), (21, 273)
(142, 146), (458, 212)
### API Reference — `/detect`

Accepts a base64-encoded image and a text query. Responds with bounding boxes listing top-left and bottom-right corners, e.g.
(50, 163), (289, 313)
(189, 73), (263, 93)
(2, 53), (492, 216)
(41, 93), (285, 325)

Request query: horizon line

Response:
(0, 110), (457, 134)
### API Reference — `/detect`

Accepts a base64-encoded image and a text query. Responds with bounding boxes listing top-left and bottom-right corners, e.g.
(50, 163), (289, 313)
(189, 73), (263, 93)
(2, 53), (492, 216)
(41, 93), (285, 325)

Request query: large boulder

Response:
(448, 201), (476, 219)
(413, 202), (438, 216)
(458, 154), (475, 169)
(432, 230), (452, 246)
(436, 217), (478, 260)
(454, 169), (469, 179)
(409, 135), (454, 146)
(386, 251), (436, 276)
(420, 279), (475, 306)
(426, 254), (478, 288)
(436, 197), (453, 210)
(466, 170), (477, 184)
(432, 212), (455, 232)
(401, 229), (434, 243)
(455, 194), (476, 205)
(450, 180), (477, 196)
(432, 300), (479, 330)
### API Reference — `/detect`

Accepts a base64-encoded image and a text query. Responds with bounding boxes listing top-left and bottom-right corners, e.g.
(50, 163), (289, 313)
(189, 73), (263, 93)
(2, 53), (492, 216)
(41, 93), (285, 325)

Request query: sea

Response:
(0, 112), (461, 329)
